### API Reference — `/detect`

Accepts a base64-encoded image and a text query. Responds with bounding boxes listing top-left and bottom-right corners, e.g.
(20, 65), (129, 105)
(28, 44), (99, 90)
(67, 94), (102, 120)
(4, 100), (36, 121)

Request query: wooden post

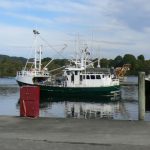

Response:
(138, 72), (145, 120)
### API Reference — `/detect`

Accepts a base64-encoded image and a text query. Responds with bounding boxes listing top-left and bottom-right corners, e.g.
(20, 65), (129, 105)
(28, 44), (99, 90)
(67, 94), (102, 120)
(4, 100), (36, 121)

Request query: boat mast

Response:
(85, 48), (87, 86)
(97, 47), (101, 68)
(33, 30), (40, 72)
(97, 58), (101, 68)
(39, 45), (42, 71)
(81, 49), (84, 69)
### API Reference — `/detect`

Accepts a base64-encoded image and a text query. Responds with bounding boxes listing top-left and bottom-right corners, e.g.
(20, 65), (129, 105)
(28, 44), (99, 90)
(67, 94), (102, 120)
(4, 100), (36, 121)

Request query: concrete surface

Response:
(0, 116), (150, 150)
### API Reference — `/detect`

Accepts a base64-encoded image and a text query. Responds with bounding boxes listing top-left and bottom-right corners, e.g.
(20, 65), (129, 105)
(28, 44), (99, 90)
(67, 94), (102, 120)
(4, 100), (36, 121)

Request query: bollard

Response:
(138, 72), (145, 120)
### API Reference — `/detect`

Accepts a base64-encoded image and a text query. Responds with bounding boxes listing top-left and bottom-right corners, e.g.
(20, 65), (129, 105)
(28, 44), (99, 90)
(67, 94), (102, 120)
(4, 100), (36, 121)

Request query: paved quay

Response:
(0, 116), (150, 150)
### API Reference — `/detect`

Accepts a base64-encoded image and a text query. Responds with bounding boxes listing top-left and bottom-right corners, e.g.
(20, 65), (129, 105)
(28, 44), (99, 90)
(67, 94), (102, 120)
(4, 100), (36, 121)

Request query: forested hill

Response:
(0, 54), (27, 77)
(0, 54), (150, 77)
(0, 54), (69, 77)
(0, 54), (27, 62)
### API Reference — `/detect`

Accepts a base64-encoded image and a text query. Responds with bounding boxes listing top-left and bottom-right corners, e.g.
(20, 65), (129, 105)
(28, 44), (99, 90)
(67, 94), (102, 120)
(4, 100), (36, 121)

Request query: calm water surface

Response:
(0, 77), (150, 121)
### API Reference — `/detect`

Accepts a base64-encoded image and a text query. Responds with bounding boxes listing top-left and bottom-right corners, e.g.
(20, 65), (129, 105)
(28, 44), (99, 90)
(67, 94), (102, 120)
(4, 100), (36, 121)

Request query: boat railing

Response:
(17, 70), (49, 76)
(112, 78), (119, 82)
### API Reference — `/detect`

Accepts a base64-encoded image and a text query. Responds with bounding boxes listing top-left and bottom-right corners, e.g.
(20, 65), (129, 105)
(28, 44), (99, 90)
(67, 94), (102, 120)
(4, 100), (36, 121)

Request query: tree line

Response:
(96, 54), (150, 75)
(0, 54), (150, 77)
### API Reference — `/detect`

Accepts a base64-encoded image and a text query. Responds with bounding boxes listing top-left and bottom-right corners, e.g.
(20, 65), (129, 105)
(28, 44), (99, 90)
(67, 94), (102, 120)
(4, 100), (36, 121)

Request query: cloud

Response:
(4, 12), (53, 25)
(0, 0), (150, 59)
(0, 23), (72, 58)
(109, 0), (150, 31)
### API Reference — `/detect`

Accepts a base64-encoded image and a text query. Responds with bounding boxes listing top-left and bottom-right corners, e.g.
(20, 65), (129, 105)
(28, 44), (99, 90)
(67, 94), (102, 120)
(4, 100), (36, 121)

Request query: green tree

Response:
(113, 55), (123, 67)
(123, 54), (137, 74)
(137, 55), (145, 62)
(100, 58), (109, 68)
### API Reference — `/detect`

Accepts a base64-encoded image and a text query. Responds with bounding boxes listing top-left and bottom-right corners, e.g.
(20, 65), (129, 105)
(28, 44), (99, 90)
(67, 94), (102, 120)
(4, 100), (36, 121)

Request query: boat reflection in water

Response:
(39, 96), (120, 119)
(65, 101), (120, 119)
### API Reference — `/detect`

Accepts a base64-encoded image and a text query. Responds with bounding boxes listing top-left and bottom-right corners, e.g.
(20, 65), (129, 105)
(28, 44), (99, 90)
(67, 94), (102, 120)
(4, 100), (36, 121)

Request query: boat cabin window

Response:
(80, 75), (82, 81)
(102, 75), (104, 78)
(71, 74), (74, 82)
(96, 75), (101, 79)
(66, 71), (70, 75)
(86, 75), (90, 79)
(91, 75), (95, 79)
(109, 75), (111, 78)
(83, 75), (85, 79)
(75, 71), (78, 75)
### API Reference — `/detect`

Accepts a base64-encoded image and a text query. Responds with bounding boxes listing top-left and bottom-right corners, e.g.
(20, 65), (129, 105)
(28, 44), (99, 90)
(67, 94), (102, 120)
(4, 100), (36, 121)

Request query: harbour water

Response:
(0, 77), (150, 121)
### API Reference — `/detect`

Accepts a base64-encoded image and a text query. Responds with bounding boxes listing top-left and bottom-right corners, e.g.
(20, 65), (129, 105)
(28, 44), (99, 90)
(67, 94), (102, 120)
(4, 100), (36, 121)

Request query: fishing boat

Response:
(16, 30), (120, 99)
(16, 30), (51, 86)
(40, 47), (120, 98)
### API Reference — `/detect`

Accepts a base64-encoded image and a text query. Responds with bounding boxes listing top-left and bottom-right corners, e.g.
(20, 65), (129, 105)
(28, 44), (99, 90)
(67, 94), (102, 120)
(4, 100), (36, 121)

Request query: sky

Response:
(0, 0), (150, 59)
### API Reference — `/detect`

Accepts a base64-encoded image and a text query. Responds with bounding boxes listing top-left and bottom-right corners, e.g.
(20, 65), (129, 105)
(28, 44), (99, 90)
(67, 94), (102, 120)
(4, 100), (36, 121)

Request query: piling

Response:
(138, 72), (145, 120)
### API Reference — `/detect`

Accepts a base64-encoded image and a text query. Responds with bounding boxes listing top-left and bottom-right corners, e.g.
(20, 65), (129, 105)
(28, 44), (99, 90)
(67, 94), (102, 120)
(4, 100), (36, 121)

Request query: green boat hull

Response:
(40, 85), (120, 99)
(17, 81), (120, 100)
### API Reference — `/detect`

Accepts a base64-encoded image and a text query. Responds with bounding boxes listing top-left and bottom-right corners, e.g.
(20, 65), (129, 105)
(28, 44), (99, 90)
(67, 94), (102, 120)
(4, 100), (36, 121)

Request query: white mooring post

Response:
(138, 72), (145, 120)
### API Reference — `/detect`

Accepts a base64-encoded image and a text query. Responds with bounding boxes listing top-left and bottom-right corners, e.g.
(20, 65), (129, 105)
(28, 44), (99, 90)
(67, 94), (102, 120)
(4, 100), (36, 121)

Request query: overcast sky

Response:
(0, 0), (150, 59)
